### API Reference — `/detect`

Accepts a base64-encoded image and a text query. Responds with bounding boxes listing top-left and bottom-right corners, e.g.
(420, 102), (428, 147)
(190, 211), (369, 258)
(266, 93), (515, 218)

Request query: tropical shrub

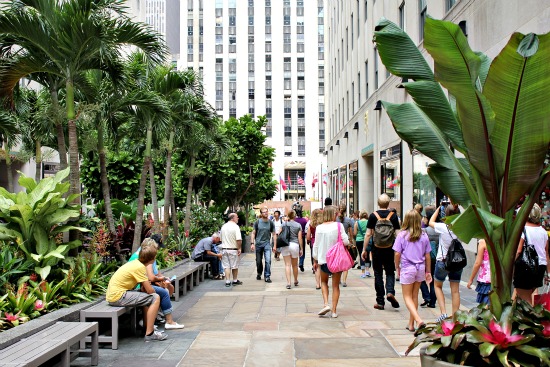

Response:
(185, 204), (224, 244)
(0, 244), (33, 291)
(0, 168), (89, 279)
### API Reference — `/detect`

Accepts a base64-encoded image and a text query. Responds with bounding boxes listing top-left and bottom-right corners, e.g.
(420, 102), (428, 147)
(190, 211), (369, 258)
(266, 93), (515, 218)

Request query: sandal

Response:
(405, 326), (415, 332)
(294, 281), (299, 286)
(286, 284), (291, 289)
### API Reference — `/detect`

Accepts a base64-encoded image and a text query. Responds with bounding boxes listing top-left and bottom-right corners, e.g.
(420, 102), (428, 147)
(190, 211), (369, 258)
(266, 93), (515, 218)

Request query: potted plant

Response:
(373, 16), (550, 366)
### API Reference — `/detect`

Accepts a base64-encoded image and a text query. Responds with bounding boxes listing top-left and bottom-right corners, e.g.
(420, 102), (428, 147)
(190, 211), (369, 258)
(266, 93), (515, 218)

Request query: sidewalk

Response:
(75, 251), (478, 367)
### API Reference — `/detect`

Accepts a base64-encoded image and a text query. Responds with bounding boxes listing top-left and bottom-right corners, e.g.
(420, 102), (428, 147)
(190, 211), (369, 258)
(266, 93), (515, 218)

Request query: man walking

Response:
(362, 194), (401, 310)
(251, 207), (277, 283)
(220, 213), (243, 287)
(192, 233), (223, 279)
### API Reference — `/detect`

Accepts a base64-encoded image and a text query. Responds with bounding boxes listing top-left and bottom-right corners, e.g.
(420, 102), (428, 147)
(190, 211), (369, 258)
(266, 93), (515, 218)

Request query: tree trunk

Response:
(171, 184), (179, 238)
(184, 155), (196, 232)
(35, 139), (42, 182)
(149, 159), (160, 232)
(163, 130), (174, 240)
(50, 89), (67, 170)
(132, 157), (150, 252)
(4, 143), (13, 192)
(66, 80), (81, 253)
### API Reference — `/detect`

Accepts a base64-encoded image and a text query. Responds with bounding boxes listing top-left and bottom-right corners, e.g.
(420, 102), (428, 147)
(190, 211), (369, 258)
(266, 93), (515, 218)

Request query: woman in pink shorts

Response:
(393, 210), (433, 332)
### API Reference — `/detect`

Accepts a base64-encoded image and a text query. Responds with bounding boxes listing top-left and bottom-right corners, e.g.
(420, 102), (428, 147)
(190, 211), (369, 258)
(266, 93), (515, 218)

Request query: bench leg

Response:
(130, 307), (137, 336)
(195, 270), (200, 286)
(174, 279), (180, 301)
(183, 277), (188, 296)
(61, 347), (70, 367)
(91, 328), (99, 366)
(112, 315), (119, 350)
(189, 273), (194, 291)
(80, 312), (86, 350)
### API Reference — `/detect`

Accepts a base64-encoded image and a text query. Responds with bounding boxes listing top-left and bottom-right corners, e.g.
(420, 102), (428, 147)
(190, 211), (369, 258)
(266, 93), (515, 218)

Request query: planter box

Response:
(420, 347), (473, 367)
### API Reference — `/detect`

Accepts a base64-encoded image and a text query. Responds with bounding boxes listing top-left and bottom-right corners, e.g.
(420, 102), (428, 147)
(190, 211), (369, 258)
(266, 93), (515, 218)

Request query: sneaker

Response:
(428, 304), (436, 308)
(256, 275), (261, 280)
(342, 282), (347, 287)
(365, 271), (372, 277)
(144, 330), (168, 342)
(165, 322), (184, 330)
(318, 305), (331, 316)
(360, 273), (367, 278)
(387, 294), (400, 308)
(265, 277), (272, 283)
(420, 301), (429, 308)
(225, 282), (231, 287)
(436, 314), (448, 323)
(299, 265), (304, 272)
(232, 280), (243, 285)
(331, 313), (338, 318)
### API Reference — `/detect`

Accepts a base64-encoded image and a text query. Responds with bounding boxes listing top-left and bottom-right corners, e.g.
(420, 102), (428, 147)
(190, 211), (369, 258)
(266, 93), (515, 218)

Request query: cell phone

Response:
(170, 275), (176, 281)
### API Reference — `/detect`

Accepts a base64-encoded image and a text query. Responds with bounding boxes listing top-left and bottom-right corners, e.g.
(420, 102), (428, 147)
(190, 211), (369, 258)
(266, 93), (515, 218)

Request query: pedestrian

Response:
(429, 202), (462, 322)
(362, 194), (401, 310)
(191, 233), (223, 280)
(220, 213), (243, 287)
(467, 239), (491, 305)
(272, 210), (283, 261)
(337, 204), (355, 287)
(514, 203), (550, 305)
(306, 208), (323, 289)
(251, 206), (276, 283)
(393, 210), (432, 332)
(324, 197), (332, 207)
(295, 209), (308, 272)
(354, 210), (371, 278)
(277, 210), (303, 289)
(419, 206), (437, 309)
(313, 205), (349, 318)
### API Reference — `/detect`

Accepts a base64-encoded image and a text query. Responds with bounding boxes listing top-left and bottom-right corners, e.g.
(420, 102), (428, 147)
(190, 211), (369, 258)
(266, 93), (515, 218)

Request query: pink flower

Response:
(434, 320), (460, 337)
(185, 230), (189, 238)
(29, 273), (38, 282)
(35, 300), (44, 311)
(542, 321), (550, 338)
(4, 312), (21, 326)
(481, 320), (524, 348)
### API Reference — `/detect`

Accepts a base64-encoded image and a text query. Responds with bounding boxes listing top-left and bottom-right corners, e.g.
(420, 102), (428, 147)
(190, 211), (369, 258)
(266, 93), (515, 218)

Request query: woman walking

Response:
(279, 210), (303, 289)
(313, 205), (350, 318)
(306, 209), (323, 289)
(337, 204), (355, 287)
(354, 210), (371, 277)
(429, 203), (462, 322)
(467, 239), (491, 305)
(394, 210), (432, 332)
(514, 203), (550, 305)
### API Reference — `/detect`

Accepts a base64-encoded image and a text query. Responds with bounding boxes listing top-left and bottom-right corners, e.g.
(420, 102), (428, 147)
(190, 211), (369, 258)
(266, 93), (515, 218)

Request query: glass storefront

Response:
(349, 161), (358, 214)
(380, 143), (402, 215)
(339, 165), (347, 206)
(412, 151), (437, 209)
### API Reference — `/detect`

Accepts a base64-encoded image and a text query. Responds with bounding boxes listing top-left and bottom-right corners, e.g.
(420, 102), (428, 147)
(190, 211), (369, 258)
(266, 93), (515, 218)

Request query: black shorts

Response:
(320, 263), (332, 275)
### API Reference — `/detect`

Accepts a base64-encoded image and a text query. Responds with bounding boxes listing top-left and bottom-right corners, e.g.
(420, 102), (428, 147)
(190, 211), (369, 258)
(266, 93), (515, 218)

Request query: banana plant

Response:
(0, 168), (89, 279)
(373, 17), (550, 302)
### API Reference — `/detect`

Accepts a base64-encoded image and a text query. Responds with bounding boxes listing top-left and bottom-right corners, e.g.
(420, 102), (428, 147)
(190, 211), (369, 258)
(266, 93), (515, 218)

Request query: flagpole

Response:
(320, 164), (323, 207)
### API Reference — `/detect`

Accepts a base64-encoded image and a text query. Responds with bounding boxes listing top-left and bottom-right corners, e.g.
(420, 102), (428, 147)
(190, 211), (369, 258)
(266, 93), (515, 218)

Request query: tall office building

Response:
(181, 0), (327, 201)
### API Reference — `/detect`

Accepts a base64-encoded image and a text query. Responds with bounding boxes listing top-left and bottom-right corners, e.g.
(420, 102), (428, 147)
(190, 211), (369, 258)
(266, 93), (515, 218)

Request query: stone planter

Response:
(420, 347), (474, 367)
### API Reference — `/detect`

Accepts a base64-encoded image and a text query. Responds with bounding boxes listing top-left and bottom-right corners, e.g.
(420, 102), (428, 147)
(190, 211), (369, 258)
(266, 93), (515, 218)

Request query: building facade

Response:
(324, 0), (550, 216)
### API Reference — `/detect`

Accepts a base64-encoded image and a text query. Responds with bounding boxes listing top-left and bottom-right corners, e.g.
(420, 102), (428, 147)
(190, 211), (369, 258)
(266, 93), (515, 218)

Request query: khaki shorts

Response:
(221, 249), (240, 270)
(109, 290), (158, 307)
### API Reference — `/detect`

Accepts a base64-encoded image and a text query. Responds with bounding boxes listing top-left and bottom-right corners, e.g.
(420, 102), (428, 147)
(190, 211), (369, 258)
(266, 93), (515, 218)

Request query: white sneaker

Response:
(318, 305), (331, 316)
(165, 322), (185, 330)
(144, 330), (168, 342)
(331, 313), (338, 318)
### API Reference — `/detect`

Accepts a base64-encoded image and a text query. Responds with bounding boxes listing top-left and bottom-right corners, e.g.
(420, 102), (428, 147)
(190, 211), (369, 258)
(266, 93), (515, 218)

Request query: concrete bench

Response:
(163, 261), (208, 301)
(80, 301), (137, 350)
(0, 321), (98, 367)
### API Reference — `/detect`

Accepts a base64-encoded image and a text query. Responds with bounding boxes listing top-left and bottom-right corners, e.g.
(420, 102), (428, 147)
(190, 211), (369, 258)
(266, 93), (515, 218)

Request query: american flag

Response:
(297, 174), (305, 186)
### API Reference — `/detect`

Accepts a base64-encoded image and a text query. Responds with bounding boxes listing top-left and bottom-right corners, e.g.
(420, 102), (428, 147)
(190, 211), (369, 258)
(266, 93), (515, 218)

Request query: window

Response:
(216, 101), (223, 111)
(284, 78), (291, 90)
(446, 0), (456, 11)
(297, 43), (305, 53)
(249, 100), (255, 115)
(265, 25), (271, 34)
(399, 2), (405, 30)
(266, 99), (272, 117)
(266, 118), (272, 137)
(365, 61), (369, 98)
(351, 15), (354, 49)
(265, 80), (272, 98)
(284, 57), (291, 72)
(297, 98), (305, 118)
(358, 72), (361, 104)
(365, 0), (368, 21)
(265, 42), (271, 52)
(298, 137), (306, 156)
(248, 81), (254, 99)
(374, 49), (379, 90)
(352, 83), (355, 114)
(419, 0), (427, 42)
(284, 119), (292, 146)
(346, 27), (349, 60)
(297, 58), (305, 72)
(284, 100), (292, 118)
(187, 0), (193, 11)
(298, 76), (305, 90)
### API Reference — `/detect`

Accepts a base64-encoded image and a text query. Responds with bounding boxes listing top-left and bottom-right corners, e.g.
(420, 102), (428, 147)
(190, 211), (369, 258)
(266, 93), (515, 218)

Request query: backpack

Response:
(276, 223), (291, 248)
(444, 227), (467, 272)
(373, 211), (396, 248)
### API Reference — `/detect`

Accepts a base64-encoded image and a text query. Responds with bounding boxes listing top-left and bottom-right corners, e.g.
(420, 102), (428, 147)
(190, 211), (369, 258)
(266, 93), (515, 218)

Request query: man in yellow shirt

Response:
(106, 238), (167, 342)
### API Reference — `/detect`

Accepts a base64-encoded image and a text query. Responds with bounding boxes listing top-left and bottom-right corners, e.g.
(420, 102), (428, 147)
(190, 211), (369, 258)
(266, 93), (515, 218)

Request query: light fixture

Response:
(459, 20), (467, 36)
(330, 146), (333, 151)
(336, 140), (340, 145)
(324, 150), (328, 155)
(353, 121), (359, 130)
(343, 132), (349, 139)
(374, 100), (382, 111)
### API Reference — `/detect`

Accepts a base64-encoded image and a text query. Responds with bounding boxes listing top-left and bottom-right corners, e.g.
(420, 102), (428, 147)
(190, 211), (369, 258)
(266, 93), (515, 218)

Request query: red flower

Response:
(35, 300), (45, 311)
(29, 273), (38, 282)
(433, 320), (460, 337)
(542, 321), (550, 338)
(481, 320), (524, 348)
(185, 230), (189, 238)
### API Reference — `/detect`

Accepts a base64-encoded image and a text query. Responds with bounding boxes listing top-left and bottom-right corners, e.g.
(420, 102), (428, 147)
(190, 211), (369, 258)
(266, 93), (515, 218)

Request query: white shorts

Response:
(221, 249), (240, 269)
(280, 242), (300, 258)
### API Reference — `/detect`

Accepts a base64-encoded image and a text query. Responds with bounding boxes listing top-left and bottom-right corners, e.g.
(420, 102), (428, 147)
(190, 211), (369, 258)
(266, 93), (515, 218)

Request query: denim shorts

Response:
(320, 263), (332, 275)
(434, 260), (462, 282)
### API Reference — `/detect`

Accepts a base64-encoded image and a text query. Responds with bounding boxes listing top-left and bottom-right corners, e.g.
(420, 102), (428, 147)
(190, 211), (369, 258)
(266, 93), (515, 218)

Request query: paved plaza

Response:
(76, 251), (477, 367)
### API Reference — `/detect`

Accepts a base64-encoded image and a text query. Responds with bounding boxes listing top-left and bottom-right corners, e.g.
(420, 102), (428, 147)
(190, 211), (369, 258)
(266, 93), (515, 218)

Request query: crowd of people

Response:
(106, 196), (550, 342)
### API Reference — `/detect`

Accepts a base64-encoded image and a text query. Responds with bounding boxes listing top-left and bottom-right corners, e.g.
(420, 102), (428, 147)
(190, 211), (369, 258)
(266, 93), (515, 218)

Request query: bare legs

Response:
(291, 257), (299, 284)
(450, 282), (460, 314)
(402, 282), (422, 329)
(283, 255), (299, 286)
(435, 280), (461, 316)
(315, 267), (321, 288)
(515, 288), (535, 306)
(342, 270), (348, 285)
(143, 295), (160, 335)
(319, 270), (342, 314)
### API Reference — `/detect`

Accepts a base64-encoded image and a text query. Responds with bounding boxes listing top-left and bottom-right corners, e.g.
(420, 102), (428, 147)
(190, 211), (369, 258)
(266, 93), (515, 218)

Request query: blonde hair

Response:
(360, 210), (368, 219)
(378, 194), (390, 208)
(322, 205), (338, 222)
(310, 208), (323, 228)
(401, 210), (422, 242)
(528, 203), (542, 223)
(139, 238), (158, 263)
(414, 203), (423, 214)
(287, 210), (296, 220)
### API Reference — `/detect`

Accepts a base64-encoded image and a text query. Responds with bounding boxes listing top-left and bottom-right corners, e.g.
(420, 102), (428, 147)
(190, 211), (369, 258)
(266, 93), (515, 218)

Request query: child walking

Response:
(393, 210), (433, 332)
(467, 239), (491, 305)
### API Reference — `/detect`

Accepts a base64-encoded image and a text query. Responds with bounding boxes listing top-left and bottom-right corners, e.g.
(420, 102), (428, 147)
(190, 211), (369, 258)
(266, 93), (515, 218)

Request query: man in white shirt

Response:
(220, 213), (243, 287)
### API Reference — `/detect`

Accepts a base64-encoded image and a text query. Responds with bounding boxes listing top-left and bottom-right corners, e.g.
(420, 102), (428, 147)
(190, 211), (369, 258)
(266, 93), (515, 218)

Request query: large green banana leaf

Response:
(427, 164), (472, 207)
(485, 32), (550, 212)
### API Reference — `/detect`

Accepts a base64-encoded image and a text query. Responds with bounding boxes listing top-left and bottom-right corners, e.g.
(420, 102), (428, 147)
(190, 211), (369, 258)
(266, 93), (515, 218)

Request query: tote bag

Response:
(326, 223), (354, 273)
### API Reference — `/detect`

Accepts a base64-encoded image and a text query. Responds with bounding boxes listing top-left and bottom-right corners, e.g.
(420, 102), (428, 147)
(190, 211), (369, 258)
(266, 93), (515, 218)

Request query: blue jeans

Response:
(152, 285), (172, 315)
(372, 246), (396, 306)
(255, 242), (272, 278)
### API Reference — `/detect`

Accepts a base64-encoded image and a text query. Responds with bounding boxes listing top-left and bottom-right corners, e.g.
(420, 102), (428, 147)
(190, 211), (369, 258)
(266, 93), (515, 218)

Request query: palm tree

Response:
(0, 104), (18, 191)
(0, 0), (167, 207)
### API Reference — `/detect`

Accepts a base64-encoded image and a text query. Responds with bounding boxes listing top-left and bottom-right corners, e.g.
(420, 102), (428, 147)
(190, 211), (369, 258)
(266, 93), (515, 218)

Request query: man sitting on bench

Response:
(106, 238), (168, 342)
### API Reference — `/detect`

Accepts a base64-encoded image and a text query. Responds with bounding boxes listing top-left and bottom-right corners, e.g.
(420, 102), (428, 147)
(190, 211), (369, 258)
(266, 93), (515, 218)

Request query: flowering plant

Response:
(407, 293), (550, 366)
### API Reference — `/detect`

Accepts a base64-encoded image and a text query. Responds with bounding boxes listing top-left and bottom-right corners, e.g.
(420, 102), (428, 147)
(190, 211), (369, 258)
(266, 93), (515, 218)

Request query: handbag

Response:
(276, 223), (291, 248)
(534, 283), (550, 312)
(444, 227), (467, 272)
(326, 223), (354, 273)
(514, 228), (539, 288)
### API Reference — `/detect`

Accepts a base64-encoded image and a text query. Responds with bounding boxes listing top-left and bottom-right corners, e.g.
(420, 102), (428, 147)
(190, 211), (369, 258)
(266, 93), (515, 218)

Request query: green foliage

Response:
(0, 244), (33, 291)
(0, 168), (89, 280)
(186, 204), (225, 244)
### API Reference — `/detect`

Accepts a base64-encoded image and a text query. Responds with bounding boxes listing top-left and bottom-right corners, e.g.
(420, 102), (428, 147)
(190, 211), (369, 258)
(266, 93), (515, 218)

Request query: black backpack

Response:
(277, 223), (291, 248)
(444, 227), (467, 272)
